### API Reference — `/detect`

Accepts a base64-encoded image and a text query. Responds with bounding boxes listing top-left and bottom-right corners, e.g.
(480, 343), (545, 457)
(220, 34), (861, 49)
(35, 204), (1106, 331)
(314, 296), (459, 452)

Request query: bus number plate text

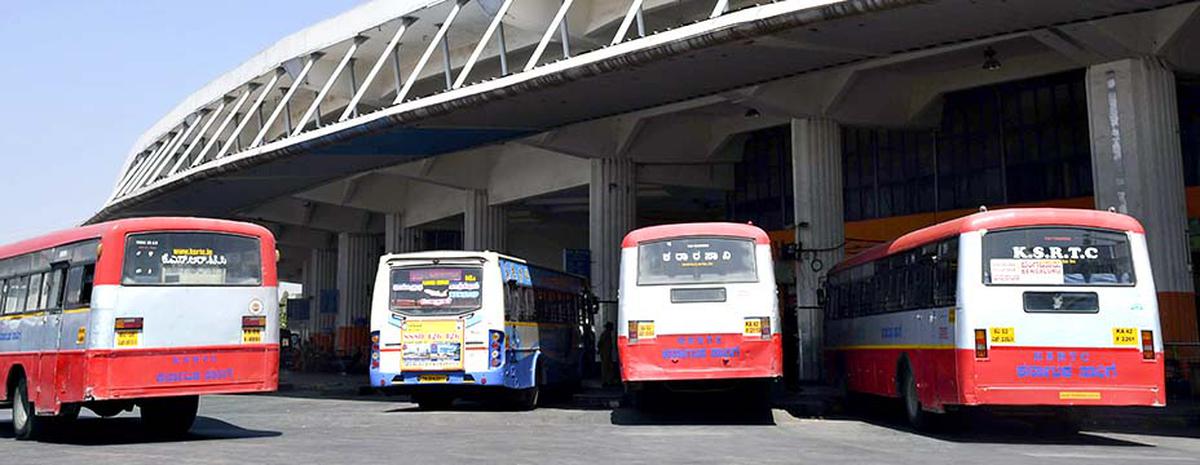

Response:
(418, 374), (449, 383)
(1112, 327), (1137, 346)
(116, 331), (140, 347)
(743, 319), (762, 337)
(989, 327), (1015, 344)
(242, 329), (263, 344)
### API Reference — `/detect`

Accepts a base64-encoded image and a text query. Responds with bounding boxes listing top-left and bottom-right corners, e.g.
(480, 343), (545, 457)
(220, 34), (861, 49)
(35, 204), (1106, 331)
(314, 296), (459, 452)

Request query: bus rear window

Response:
(391, 267), (483, 315)
(123, 233), (262, 286)
(982, 227), (1135, 286)
(637, 237), (757, 285)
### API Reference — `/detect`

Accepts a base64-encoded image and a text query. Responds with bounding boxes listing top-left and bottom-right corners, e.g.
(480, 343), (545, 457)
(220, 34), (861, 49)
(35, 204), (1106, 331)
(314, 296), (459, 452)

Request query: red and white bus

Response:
(0, 217), (279, 440)
(618, 223), (782, 404)
(824, 208), (1164, 429)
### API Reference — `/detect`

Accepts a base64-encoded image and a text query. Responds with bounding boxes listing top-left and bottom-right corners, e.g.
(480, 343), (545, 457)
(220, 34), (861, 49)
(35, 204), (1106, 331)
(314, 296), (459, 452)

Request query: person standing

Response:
(598, 322), (618, 386)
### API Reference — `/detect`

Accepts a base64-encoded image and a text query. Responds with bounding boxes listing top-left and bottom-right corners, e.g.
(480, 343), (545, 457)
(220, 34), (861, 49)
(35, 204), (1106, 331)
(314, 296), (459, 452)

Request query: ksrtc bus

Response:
(618, 223), (783, 401)
(824, 208), (1163, 429)
(0, 217), (279, 440)
(370, 251), (591, 409)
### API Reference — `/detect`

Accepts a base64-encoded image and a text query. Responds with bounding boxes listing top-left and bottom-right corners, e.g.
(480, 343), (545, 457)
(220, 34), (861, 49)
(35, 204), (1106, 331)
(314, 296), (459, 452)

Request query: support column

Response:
(590, 158), (636, 329)
(384, 212), (422, 253)
(336, 233), (383, 356)
(303, 248), (337, 352)
(464, 190), (507, 251)
(791, 118), (844, 381)
(1086, 57), (1198, 345)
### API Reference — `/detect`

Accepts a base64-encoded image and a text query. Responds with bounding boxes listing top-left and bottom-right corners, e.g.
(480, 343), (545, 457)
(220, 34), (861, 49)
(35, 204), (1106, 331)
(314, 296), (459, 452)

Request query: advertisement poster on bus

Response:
(401, 319), (464, 371)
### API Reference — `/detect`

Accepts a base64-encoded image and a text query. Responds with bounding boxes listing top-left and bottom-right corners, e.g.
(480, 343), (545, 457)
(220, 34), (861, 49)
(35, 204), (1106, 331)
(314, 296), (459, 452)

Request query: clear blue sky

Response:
(0, 0), (363, 244)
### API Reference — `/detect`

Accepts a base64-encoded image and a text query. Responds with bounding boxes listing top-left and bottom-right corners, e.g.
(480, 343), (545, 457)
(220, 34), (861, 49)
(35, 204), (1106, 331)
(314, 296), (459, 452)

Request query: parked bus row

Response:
(0, 207), (1165, 439)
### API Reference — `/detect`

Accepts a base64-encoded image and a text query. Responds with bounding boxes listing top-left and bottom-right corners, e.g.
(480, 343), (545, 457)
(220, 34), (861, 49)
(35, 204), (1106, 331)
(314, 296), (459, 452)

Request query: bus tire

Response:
(12, 376), (47, 441)
(139, 395), (199, 438)
(899, 363), (931, 431)
(513, 359), (544, 411)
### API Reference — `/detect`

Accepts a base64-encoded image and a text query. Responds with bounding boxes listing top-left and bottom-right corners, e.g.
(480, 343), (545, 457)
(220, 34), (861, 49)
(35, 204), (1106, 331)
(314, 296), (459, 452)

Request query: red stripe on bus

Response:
(622, 222), (771, 248)
(618, 333), (782, 382)
(827, 345), (1164, 409)
(0, 344), (278, 412)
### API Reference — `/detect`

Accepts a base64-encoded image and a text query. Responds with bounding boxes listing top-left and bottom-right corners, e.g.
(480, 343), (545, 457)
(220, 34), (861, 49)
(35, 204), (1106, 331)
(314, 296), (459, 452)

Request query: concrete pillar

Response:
(590, 157), (636, 328)
(464, 189), (507, 251)
(1086, 57), (1198, 344)
(791, 117), (844, 381)
(336, 233), (382, 356)
(303, 248), (337, 350)
(384, 212), (422, 253)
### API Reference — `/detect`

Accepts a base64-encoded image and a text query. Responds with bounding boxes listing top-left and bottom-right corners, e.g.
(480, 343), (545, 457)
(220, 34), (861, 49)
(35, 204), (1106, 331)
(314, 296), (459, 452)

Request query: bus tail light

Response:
(115, 318), (143, 348)
(370, 331), (380, 369)
(628, 321), (654, 343)
(114, 318), (143, 330)
(489, 330), (505, 368)
(974, 329), (988, 359)
(1141, 330), (1155, 360)
(242, 316), (267, 328)
(758, 317), (771, 340)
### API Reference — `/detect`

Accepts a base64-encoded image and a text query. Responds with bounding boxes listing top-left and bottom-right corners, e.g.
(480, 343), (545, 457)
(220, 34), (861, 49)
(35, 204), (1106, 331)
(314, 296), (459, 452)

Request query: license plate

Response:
(1112, 327), (1137, 346)
(242, 328), (263, 343)
(743, 318), (762, 337)
(418, 374), (449, 383)
(116, 330), (140, 347)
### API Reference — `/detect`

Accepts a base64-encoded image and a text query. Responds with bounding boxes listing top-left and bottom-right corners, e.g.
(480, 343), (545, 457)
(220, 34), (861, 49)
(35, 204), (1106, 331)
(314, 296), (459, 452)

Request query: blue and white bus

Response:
(369, 251), (591, 409)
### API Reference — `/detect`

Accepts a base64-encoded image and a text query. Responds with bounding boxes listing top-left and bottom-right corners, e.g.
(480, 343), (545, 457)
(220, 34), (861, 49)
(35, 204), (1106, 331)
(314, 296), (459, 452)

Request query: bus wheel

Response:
(140, 395), (199, 438)
(513, 387), (539, 411)
(11, 377), (47, 441)
(899, 364), (931, 431)
(413, 393), (454, 410)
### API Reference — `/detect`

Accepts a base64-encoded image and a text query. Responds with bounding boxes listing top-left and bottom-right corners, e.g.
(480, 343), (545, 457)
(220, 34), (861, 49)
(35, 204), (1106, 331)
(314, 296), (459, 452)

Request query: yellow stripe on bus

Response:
(0, 308), (90, 321)
(505, 321), (571, 328)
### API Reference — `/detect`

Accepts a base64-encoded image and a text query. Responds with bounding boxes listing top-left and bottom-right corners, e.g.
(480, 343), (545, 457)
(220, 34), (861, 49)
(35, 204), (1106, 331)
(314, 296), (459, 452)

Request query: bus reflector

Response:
(489, 330), (505, 368)
(974, 329), (988, 359)
(242, 316), (267, 328)
(370, 330), (381, 369)
(115, 317), (143, 330)
(1141, 330), (1154, 360)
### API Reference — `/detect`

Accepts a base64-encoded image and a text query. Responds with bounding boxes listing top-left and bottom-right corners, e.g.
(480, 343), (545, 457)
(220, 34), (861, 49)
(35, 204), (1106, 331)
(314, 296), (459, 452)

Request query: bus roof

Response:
(379, 250), (524, 264)
(831, 208), (1145, 273)
(0, 217), (274, 261)
(622, 222), (770, 248)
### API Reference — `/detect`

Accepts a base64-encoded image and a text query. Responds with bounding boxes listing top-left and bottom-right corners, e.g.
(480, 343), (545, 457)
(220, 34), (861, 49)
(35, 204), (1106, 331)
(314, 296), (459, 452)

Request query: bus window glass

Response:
(637, 237), (757, 285)
(42, 269), (63, 309)
(122, 233), (262, 286)
(6, 276), (28, 313)
(983, 228), (1135, 286)
(390, 267), (483, 315)
(25, 273), (42, 311)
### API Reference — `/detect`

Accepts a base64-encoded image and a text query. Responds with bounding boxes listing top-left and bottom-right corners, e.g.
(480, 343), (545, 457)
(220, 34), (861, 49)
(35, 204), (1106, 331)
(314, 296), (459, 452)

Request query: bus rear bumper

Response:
(618, 333), (783, 382)
(962, 385), (1164, 407)
(84, 344), (279, 400)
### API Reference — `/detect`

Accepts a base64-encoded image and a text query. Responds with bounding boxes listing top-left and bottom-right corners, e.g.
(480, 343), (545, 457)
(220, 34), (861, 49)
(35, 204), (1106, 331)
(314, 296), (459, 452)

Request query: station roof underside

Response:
(91, 0), (1185, 223)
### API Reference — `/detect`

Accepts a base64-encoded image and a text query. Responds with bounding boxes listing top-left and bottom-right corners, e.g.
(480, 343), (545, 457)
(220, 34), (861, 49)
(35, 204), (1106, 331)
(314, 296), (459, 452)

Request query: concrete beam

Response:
(239, 197), (380, 234)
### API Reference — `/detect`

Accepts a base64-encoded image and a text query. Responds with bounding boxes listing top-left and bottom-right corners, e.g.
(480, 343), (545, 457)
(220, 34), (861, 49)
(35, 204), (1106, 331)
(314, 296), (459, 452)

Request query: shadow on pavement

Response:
(783, 394), (1157, 447)
(609, 406), (776, 426)
(609, 391), (776, 426)
(0, 416), (281, 445)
